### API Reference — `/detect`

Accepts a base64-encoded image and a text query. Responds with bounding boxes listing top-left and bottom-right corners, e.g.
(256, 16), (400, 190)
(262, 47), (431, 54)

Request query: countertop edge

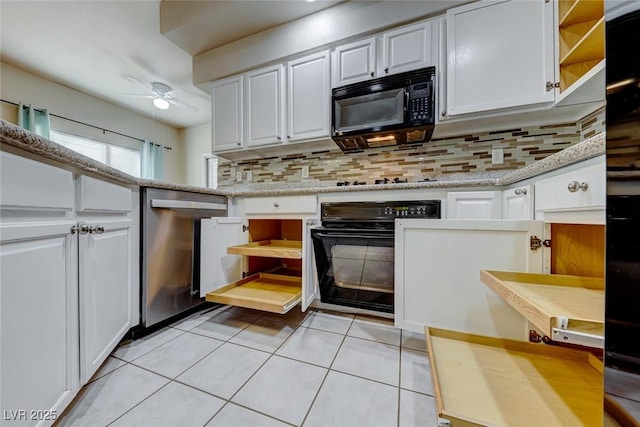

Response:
(1, 120), (605, 197)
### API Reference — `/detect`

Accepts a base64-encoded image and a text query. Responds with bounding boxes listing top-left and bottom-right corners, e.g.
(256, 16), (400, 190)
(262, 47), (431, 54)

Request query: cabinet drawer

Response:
(244, 195), (317, 215)
(426, 327), (604, 427)
(0, 151), (74, 211)
(76, 175), (132, 213)
(535, 157), (605, 213)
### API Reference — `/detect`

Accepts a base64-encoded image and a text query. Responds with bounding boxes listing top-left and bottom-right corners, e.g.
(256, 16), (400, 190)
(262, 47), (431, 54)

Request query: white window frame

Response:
(203, 153), (218, 189)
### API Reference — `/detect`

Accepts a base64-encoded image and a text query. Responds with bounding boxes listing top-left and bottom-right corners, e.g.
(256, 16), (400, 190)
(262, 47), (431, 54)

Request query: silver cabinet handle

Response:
(273, 202), (280, 208)
(514, 188), (527, 195)
(441, 110), (447, 117)
(79, 224), (91, 235)
(70, 225), (79, 235)
(277, 136), (281, 140)
(567, 181), (588, 192)
(94, 225), (105, 234)
(370, 71), (375, 77)
(384, 67), (389, 74)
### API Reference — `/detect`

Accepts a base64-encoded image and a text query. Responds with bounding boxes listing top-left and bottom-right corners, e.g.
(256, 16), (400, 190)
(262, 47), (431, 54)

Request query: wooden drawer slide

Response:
(480, 270), (604, 348)
(227, 240), (302, 259)
(205, 273), (301, 314)
(426, 327), (604, 427)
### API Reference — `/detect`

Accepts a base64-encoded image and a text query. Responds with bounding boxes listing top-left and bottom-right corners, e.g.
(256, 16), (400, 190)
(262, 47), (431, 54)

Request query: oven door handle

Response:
(313, 232), (392, 239)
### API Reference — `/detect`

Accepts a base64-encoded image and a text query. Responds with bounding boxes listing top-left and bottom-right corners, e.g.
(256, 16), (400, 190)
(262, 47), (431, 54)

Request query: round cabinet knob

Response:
(567, 181), (589, 192)
(441, 110), (447, 117)
(384, 67), (389, 74)
(94, 225), (105, 234)
(514, 188), (527, 195)
(277, 136), (281, 141)
(370, 71), (375, 77)
(70, 225), (79, 235)
(79, 224), (91, 235)
(273, 202), (280, 208)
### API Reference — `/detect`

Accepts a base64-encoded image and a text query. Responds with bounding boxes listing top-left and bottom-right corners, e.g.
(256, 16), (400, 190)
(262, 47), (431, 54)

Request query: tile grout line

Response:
(299, 314), (356, 426)
(397, 330), (404, 427)
(104, 380), (173, 426)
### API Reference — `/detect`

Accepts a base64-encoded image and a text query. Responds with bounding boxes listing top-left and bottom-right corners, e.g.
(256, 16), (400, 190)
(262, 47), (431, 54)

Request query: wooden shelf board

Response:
(560, 17), (605, 66)
(227, 240), (302, 259)
(560, 0), (603, 28)
(426, 327), (604, 427)
(480, 270), (604, 341)
(205, 273), (301, 314)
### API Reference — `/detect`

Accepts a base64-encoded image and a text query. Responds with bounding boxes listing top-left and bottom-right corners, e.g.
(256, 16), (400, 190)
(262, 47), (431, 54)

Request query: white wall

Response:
(0, 62), (186, 184)
(180, 122), (212, 187)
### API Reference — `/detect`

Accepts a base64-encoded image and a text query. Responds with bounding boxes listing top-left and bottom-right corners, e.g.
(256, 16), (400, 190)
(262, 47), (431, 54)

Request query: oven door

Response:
(311, 228), (395, 313)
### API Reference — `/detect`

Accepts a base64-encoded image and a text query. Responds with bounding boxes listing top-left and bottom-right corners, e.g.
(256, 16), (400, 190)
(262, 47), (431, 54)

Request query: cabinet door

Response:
(502, 185), (533, 220)
(212, 75), (243, 152)
(287, 51), (330, 143)
(447, 191), (502, 219)
(245, 64), (285, 148)
(446, 0), (555, 116)
(382, 20), (438, 76)
(78, 219), (132, 384)
(332, 37), (377, 87)
(1, 222), (79, 425)
(301, 218), (319, 311)
(200, 217), (247, 296)
(395, 219), (544, 338)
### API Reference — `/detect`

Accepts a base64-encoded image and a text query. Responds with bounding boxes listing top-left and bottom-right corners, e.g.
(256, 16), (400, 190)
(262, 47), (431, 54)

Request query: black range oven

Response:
(311, 200), (441, 313)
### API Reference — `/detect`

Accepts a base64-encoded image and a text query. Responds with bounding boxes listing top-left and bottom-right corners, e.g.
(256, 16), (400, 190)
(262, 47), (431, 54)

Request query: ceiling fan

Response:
(122, 76), (198, 110)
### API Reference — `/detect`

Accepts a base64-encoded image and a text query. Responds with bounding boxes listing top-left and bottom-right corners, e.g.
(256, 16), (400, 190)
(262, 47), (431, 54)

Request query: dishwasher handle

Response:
(150, 199), (227, 211)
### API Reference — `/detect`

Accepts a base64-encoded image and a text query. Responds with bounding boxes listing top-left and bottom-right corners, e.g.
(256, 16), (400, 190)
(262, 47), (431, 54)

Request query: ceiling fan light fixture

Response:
(153, 97), (170, 110)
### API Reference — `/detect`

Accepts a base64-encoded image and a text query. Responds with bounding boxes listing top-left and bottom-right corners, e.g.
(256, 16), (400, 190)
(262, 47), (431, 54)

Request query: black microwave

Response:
(331, 66), (436, 151)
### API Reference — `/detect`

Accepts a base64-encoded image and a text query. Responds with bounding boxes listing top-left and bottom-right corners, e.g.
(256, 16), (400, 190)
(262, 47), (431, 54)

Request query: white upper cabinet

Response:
(287, 50), (331, 143)
(446, 0), (555, 116)
(332, 37), (377, 87)
(245, 64), (285, 148)
(212, 75), (243, 152)
(382, 20), (438, 76)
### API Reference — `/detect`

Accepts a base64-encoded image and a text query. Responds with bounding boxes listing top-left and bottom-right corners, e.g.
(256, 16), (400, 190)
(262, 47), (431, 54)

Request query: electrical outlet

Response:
(492, 148), (504, 165)
(301, 165), (310, 179)
(236, 171), (242, 181)
(246, 170), (252, 181)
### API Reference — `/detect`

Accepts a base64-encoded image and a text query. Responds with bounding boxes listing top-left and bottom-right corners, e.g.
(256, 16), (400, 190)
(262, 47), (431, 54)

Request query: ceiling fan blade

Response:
(121, 93), (154, 98)
(170, 98), (199, 110)
(124, 76), (153, 91)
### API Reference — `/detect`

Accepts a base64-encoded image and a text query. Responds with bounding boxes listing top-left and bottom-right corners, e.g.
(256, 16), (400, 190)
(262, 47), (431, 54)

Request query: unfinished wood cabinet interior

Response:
(423, 222), (632, 426)
(558, 0), (605, 91)
(205, 219), (307, 314)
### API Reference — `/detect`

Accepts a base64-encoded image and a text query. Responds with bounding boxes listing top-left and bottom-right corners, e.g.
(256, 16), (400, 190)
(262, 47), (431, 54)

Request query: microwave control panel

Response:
(408, 82), (432, 121)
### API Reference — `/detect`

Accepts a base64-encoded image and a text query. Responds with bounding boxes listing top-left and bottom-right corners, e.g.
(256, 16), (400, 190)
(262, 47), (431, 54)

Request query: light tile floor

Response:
(56, 306), (439, 427)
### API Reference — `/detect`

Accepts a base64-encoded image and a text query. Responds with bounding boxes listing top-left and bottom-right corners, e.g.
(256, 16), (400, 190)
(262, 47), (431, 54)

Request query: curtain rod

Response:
(1, 98), (172, 150)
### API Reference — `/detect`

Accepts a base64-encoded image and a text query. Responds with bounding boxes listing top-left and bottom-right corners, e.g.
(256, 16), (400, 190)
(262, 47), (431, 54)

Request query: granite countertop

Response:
(0, 119), (605, 198)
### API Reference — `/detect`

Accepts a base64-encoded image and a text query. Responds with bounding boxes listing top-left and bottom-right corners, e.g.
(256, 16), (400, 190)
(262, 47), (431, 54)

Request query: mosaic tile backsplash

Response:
(219, 108), (605, 186)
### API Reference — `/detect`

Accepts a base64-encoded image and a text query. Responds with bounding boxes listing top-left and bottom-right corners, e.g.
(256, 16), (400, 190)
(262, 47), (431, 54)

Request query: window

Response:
(51, 130), (141, 177)
(204, 154), (218, 189)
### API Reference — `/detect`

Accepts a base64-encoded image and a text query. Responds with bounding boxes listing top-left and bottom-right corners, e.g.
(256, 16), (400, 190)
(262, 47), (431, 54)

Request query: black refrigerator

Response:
(605, 1), (640, 422)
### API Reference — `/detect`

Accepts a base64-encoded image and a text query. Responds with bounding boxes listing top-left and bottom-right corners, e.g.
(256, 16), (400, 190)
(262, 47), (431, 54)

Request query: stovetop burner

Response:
(336, 180), (368, 186)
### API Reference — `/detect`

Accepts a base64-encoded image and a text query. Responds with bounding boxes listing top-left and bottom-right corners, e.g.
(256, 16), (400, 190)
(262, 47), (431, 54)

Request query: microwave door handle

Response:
(404, 90), (410, 117)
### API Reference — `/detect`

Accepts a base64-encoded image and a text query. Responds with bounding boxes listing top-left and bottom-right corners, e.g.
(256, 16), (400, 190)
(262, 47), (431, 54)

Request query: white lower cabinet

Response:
(446, 190), (502, 219)
(0, 222), (79, 427)
(502, 185), (533, 220)
(78, 218), (133, 384)
(395, 219), (544, 338)
(201, 217), (318, 313)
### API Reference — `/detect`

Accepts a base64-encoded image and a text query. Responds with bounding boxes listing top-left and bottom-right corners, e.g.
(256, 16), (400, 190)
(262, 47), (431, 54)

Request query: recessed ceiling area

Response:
(160, 0), (345, 56)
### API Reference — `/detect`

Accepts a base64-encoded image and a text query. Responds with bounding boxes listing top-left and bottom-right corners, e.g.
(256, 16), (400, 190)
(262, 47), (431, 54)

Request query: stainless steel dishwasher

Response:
(141, 187), (227, 328)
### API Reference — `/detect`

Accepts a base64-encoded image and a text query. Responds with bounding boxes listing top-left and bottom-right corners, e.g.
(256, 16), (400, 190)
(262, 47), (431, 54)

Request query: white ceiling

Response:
(0, 0), (341, 129)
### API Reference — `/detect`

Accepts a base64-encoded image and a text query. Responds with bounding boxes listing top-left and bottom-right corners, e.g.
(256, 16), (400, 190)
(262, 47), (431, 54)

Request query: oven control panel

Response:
(383, 203), (439, 218)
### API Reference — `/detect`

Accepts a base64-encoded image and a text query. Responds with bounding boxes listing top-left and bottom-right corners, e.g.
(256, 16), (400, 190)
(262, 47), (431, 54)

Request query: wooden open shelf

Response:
(425, 327), (605, 427)
(227, 240), (302, 259)
(480, 270), (604, 348)
(558, 0), (604, 94)
(205, 273), (302, 314)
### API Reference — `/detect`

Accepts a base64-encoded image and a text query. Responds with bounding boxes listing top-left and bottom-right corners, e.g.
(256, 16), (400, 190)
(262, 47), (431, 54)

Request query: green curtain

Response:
(18, 103), (51, 139)
(141, 140), (165, 180)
